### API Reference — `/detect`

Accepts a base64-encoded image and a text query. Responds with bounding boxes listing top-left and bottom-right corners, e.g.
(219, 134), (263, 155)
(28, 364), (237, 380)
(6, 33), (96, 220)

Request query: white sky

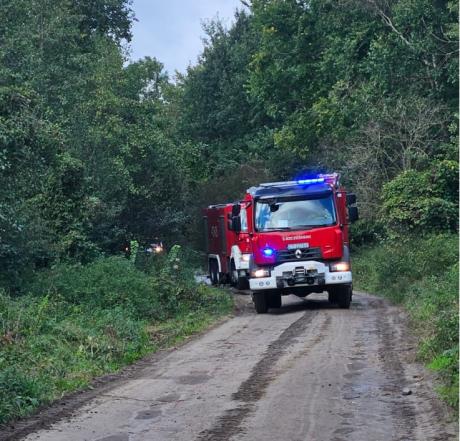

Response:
(128, 0), (244, 76)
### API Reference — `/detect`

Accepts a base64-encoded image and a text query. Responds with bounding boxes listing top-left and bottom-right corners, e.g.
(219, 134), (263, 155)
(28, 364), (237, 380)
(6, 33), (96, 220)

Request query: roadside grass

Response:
(0, 252), (232, 425)
(352, 233), (459, 410)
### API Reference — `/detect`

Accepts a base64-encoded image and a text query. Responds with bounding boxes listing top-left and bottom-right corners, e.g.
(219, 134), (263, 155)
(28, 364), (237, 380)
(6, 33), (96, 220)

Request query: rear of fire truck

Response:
(203, 203), (251, 289)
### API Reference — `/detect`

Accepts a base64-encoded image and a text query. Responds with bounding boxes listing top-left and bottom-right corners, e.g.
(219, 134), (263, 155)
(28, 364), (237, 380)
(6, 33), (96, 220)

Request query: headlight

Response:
(241, 254), (251, 262)
(252, 268), (270, 278)
(329, 262), (350, 272)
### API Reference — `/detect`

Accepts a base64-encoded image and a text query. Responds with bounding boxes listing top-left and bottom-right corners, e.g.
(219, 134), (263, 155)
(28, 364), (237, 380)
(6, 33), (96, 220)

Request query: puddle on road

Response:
(135, 409), (162, 420)
(176, 373), (211, 385)
(157, 393), (181, 403)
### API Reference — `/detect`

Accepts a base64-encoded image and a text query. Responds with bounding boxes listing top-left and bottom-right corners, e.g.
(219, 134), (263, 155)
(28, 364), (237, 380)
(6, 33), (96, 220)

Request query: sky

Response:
(129, 0), (244, 76)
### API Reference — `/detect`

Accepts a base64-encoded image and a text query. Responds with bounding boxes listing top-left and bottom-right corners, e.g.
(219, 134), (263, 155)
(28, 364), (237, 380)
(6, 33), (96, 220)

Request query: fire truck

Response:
(203, 174), (358, 313)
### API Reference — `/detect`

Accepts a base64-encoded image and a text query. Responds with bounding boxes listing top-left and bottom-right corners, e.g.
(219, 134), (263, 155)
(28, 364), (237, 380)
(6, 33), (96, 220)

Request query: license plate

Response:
(287, 242), (309, 250)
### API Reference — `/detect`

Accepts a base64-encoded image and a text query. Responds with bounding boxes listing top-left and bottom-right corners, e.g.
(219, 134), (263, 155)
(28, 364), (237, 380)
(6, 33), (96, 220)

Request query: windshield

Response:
(255, 195), (336, 231)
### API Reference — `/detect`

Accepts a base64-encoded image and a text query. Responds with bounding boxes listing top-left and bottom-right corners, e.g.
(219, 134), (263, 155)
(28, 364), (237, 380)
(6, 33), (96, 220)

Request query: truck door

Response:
(236, 206), (251, 253)
(336, 191), (349, 245)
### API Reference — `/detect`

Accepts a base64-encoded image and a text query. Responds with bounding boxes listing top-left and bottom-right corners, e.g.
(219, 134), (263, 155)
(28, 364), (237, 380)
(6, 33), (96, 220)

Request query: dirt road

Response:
(7, 292), (457, 441)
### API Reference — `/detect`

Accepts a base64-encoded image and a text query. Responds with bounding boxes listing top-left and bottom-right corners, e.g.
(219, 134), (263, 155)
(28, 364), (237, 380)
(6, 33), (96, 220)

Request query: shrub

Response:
(349, 218), (386, 248)
(382, 161), (458, 236)
(26, 257), (161, 319)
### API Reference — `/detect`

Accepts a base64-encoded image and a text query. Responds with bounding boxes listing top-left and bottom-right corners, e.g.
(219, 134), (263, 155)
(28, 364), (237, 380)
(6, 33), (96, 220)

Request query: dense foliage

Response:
(1, 0), (188, 289)
(181, 0), (458, 220)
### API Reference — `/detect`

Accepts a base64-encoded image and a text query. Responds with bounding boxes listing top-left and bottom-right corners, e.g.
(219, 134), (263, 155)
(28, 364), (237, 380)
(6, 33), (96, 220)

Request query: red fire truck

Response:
(203, 174), (358, 313)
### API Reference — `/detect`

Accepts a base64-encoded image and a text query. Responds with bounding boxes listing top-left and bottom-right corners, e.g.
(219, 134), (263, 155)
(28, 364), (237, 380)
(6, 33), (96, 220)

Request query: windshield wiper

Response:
(291, 224), (330, 230)
(262, 227), (292, 231)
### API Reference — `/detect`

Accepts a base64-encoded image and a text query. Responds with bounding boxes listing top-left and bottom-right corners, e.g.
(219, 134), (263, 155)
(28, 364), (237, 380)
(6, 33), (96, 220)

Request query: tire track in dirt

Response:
(375, 301), (456, 441)
(375, 301), (417, 441)
(196, 309), (330, 441)
(5, 293), (456, 441)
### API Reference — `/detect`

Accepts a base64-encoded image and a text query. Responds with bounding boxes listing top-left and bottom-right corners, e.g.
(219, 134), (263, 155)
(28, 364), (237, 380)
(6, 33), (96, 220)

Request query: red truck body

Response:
(203, 174), (358, 312)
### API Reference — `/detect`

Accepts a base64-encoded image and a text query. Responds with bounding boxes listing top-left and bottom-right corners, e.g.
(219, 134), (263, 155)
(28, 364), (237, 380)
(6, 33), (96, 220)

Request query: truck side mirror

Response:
(346, 193), (356, 205)
(348, 206), (359, 223)
(231, 216), (241, 232)
(232, 203), (241, 216)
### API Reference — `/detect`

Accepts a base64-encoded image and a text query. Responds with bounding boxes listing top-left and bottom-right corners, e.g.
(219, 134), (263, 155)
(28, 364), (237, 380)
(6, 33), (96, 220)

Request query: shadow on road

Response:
(231, 290), (363, 316)
(270, 296), (336, 315)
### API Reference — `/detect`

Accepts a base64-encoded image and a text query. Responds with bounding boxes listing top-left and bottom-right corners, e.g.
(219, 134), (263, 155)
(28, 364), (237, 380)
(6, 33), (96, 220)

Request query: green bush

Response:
(26, 257), (161, 319)
(353, 234), (459, 409)
(349, 219), (386, 248)
(382, 160), (458, 235)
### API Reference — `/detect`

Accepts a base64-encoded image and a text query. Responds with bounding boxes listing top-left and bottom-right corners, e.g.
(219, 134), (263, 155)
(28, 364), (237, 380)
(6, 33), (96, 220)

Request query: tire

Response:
(253, 291), (268, 314)
(209, 260), (219, 286)
(268, 292), (282, 309)
(236, 275), (249, 290)
(230, 260), (249, 290)
(328, 291), (338, 304)
(230, 260), (238, 287)
(336, 284), (352, 309)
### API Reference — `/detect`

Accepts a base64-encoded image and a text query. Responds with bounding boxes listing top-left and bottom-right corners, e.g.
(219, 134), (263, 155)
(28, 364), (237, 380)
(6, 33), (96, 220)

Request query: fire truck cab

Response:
(203, 174), (358, 313)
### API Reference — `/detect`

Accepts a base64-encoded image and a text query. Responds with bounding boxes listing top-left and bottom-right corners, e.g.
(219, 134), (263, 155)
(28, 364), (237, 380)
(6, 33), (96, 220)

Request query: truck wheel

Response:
(253, 291), (268, 314)
(268, 292), (282, 309)
(236, 277), (249, 290)
(210, 260), (219, 286)
(230, 260), (238, 287)
(230, 260), (249, 290)
(328, 291), (338, 304)
(336, 284), (352, 309)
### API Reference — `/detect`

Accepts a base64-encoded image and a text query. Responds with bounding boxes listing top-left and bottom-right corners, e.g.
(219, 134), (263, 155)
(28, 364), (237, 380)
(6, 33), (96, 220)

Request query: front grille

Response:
(277, 247), (322, 263)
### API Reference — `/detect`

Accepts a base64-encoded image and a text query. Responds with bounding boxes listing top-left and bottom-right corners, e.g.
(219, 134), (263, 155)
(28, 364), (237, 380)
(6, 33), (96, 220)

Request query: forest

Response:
(0, 0), (458, 423)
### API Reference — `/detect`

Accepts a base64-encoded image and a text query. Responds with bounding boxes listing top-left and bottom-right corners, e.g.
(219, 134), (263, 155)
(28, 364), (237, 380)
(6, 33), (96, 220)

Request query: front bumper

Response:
(249, 260), (352, 291)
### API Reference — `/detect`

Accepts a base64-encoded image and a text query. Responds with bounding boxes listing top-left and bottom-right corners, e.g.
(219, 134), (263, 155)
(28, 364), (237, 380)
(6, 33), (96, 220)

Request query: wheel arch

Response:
(208, 254), (222, 273)
(230, 245), (244, 269)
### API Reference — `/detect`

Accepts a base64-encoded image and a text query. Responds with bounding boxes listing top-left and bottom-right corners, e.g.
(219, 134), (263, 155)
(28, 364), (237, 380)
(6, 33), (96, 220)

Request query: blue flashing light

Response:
(297, 177), (325, 185)
(263, 247), (275, 257)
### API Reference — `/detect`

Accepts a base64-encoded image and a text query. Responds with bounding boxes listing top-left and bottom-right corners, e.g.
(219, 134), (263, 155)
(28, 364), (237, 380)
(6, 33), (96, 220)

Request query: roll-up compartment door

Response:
(219, 215), (227, 253)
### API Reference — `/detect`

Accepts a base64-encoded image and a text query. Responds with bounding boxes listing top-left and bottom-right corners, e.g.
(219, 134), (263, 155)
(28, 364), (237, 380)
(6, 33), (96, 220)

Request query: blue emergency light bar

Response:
(258, 180), (321, 188)
(255, 173), (340, 192)
(297, 178), (325, 185)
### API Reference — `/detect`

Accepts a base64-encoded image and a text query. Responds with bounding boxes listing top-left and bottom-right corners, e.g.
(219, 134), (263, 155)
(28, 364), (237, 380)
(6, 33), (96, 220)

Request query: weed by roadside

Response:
(352, 233), (459, 410)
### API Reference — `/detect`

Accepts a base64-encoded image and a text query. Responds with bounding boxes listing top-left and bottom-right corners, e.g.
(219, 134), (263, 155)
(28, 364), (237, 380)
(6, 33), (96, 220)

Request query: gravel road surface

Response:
(6, 292), (457, 441)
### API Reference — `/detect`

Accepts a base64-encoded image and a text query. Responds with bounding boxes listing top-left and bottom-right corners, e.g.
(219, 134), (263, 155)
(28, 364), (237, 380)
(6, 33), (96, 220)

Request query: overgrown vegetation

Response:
(353, 234), (459, 409)
(0, 0), (458, 422)
(0, 250), (232, 424)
